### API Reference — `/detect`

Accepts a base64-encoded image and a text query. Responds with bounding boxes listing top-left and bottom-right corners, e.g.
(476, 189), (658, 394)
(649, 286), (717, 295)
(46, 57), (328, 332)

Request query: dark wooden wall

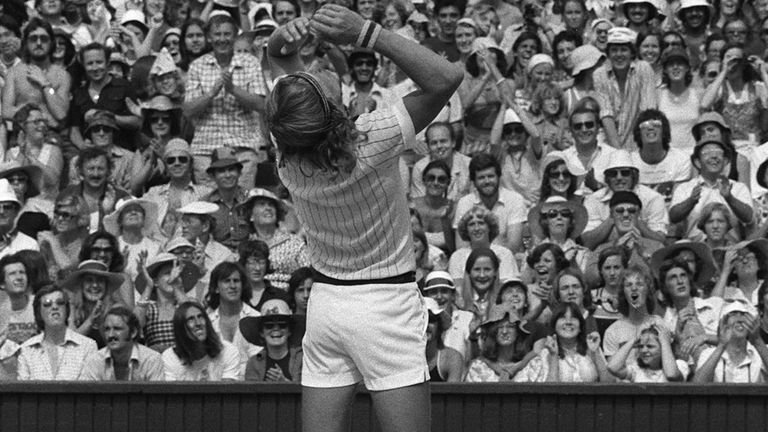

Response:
(1, 383), (766, 432)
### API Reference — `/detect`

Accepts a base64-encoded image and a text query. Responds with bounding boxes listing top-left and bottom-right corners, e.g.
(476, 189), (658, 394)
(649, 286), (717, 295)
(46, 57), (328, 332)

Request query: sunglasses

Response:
(354, 60), (375, 67)
(705, 70), (719, 78)
(0, 203), (17, 212)
(54, 210), (76, 219)
(263, 322), (289, 330)
(605, 168), (633, 178)
(613, 206), (638, 215)
(548, 170), (571, 179)
(6, 174), (28, 184)
(91, 247), (113, 254)
(165, 156), (190, 165)
(503, 125), (526, 135)
(42, 298), (66, 308)
(150, 116), (171, 124)
(571, 121), (596, 131)
(541, 209), (572, 219)
(639, 119), (662, 129)
(91, 125), (113, 134)
(29, 34), (50, 43)
(425, 174), (449, 184)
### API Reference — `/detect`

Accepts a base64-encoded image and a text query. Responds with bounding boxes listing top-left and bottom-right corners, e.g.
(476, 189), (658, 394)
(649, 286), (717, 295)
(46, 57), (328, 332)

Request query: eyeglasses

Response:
(91, 247), (113, 254)
(425, 174), (449, 184)
(0, 203), (17, 212)
(541, 209), (573, 219)
(246, 257), (267, 268)
(90, 125), (113, 134)
(605, 168), (633, 178)
(353, 60), (375, 67)
(639, 119), (662, 130)
(700, 148), (725, 158)
(150, 116), (171, 124)
(263, 322), (289, 330)
(165, 156), (190, 165)
(548, 170), (572, 179)
(53, 210), (76, 219)
(705, 70), (719, 78)
(613, 206), (638, 215)
(6, 174), (28, 184)
(571, 121), (596, 131)
(42, 298), (66, 308)
(29, 34), (50, 43)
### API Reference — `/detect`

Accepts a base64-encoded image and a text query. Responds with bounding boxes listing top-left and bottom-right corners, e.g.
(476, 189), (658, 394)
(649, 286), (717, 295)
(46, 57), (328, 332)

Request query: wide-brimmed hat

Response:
(0, 162), (43, 198)
(423, 271), (456, 292)
(177, 201), (219, 215)
(84, 109), (118, 135)
(540, 151), (588, 178)
(165, 236), (195, 253)
(247, 19), (278, 37)
(62, 260), (125, 294)
(607, 27), (638, 45)
(693, 137), (732, 162)
(570, 44), (605, 77)
(140, 95), (179, 115)
(719, 239), (768, 267)
(102, 198), (160, 238)
(601, 150), (637, 184)
(660, 47), (689, 66)
(481, 302), (521, 329)
(206, 147), (243, 174)
(139, 250), (202, 293)
(691, 111), (731, 136)
(650, 241), (716, 286)
(676, 0), (714, 20)
(757, 159), (768, 189)
(145, 252), (178, 280)
(239, 299), (305, 346)
(468, 37), (505, 65)
(238, 187), (284, 216)
(528, 196), (588, 240)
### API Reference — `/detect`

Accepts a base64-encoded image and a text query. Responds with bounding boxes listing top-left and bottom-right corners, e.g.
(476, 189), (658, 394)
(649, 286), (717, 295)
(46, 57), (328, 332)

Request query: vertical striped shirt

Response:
(278, 100), (416, 280)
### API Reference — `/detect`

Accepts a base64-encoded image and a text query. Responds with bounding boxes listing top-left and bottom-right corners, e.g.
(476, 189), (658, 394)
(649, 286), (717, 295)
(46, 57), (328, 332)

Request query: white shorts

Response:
(301, 280), (429, 391)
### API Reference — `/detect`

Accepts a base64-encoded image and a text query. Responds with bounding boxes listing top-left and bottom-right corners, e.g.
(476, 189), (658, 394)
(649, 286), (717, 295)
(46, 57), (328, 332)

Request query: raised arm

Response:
(308, 5), (464, 132)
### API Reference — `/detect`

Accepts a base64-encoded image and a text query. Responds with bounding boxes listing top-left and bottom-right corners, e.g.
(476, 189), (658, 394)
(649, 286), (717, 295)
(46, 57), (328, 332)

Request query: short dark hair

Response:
(33, 285), (70, 330)
(569, 104), (598, 127)
(78, 42), (109, 66)
(434, 0), (467, 16)
(237, 239), (272, 272)
(469, 153), (501, 182)
(76, 147), (113, 175)
(205, 262), (253, 310)
(526, 243), (570, 272)
(540, 159), (577, 201)
(465, 247), (500, 274)
(79, 231), (124, 272)
(0, 15), (21, 39)
(22, 17), (55, 62)
(549, 302), (587, 357)
(553, 30), (583, 67)
(633, 109), (671, 150)
(12, 103), (44, 131)
(287, 266), (313, 312)
(206, 13), (237, 35)
(101, 305), (141, 340)
(422, 159), (451, 183)
(553, 267), (593, 310)
(0, 253), (27, 289)
(425, 122), (455, 144)
(172, 301), (222, 365)
(596, 245), (630, 287)
(657, 258), (698, 305)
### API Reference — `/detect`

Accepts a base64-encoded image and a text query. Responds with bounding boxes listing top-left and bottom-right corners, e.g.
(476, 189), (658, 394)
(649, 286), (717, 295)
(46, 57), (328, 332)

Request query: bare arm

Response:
(606, 336), (636, 380)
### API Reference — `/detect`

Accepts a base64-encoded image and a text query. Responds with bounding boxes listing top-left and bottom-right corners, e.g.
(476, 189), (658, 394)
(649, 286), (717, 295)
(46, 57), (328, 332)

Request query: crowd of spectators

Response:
(0, 0), (767, 384)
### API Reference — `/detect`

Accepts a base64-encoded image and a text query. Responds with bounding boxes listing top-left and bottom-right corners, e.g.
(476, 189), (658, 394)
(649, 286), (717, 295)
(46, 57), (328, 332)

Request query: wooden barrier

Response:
(1, 383), (767, 432)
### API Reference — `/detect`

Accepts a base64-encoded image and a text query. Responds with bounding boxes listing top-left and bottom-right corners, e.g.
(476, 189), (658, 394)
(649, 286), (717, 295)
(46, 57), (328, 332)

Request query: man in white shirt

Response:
(0, 179), (38, 259)
(454, 153), (526, 251)
(411, 122), (471, 200)
(670, 138), (754, 239)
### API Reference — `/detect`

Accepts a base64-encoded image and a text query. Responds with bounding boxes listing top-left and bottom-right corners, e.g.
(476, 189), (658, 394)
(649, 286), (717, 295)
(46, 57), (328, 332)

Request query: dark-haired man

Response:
(421, 0), (463, 62)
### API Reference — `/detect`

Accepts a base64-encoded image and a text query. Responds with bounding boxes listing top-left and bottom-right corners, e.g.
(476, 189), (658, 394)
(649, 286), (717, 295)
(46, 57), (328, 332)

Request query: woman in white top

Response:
(102, 198), (163, 284)
(658, 47), (701, 152)
(711, 239), (768, 310)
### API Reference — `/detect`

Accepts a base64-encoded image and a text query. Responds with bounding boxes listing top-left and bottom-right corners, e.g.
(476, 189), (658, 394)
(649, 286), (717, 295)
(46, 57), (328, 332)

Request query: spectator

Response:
(550, 268), (598, 334)
(658, 48), (701, 152)
(139, 95), (193, 161)
(589, 246), (630, 336)
(0, 162), (50, 239)
(343, 48), (395, 117)
(465, 302), (537, 382)
(179, 18), (209, 71)
(448, 206), (519, 286)
(677, 0), (714, 71)
(525, 243), (571, 326)
(670, 137), (753, 239)
(2, 18), (71, 131)
(68, 42), (140, 152)
(6, 103), (64, 194)
(183, 13), (267, 189)
(136, 253), (191, 353)
(629, 109), (693, 203)
(537, 152), (585, 204)
(694, 300), (768, 382)
(711, 239), (768, 309)
(239, 188), (308, 289)
(411, 122), (471, 202)
(602, 266), (666, 358)
(61, 259), (126, 346)
(636, 31), (663, 85)
(650, 241), (718, 295)
(77, 230), (134, 308)
(237, 239), (290, 311)
(143, 139), (211, 239)
(79, 305), (165, 381)
(102, 198), (164, 283)
(582, 151), (669, 249)
(241, 298), (304, 382)
(162, 300), (242, 380)
(560, 105), (619, 192)
(205, 261), (261, 370)
(0, 179), (39, 259)
(422, 0), (463, 62)
(178, 201), (238, 289)
(423, 271), (476, 362)
(455, 17), (478, 64)
(490, 105), (542, 205)
(607, 323), (687, 382)
(459, 247), (502, 322)
(698, 202), (737, 250)
(17, 285), (98, 380)
(204, 147), (250, 251)
(411, 160), (457, 253)
(527, 196), (589, 273)
(37, 192), (90, 281)
(423, 297), (464, 382)
(593, 27), (658, 150)
(286, 267), (312, 315)
(454, 153), (526, 252)
(0, 253), (38, 345)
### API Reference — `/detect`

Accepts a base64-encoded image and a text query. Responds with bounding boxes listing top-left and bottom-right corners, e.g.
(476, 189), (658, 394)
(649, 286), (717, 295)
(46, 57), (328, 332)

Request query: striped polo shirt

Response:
(278, 100), (416, 280)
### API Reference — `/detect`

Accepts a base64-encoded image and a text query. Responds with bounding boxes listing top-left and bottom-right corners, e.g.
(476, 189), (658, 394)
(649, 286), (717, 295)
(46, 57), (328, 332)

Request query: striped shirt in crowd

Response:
(278, 100), (417, 280)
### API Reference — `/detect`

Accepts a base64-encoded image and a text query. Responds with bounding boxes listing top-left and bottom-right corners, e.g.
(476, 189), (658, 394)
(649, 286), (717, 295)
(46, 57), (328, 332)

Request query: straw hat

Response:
(62, 260), (125, 294)
(102, 198), (160, 238)
(570, 44), (605, 76)
(527, 196), (588, 240)
(650, 240), (716, 286)
(0, 162), (43, 198)
(239, 299), (305, 346)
